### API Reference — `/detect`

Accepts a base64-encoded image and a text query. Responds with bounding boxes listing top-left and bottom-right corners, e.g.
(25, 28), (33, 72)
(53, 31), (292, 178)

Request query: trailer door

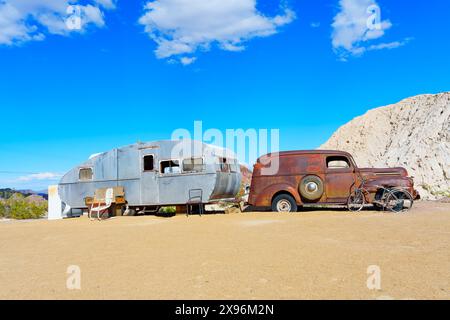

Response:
(140, 150), (159, 205)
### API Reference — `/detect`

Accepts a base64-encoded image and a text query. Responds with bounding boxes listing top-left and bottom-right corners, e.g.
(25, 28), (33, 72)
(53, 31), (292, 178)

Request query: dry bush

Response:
(0, 194), (47, 219)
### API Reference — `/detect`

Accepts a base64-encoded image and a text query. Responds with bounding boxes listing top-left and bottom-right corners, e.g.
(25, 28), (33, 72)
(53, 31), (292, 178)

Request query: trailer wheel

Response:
(272, 194), (297, 213)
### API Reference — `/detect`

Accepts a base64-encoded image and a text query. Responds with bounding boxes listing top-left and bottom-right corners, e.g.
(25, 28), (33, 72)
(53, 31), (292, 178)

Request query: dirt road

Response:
(1, 201), (449, 299)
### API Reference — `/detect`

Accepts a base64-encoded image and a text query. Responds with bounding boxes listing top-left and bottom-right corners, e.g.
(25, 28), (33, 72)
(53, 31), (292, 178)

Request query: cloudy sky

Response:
(0, 0), (449, 190)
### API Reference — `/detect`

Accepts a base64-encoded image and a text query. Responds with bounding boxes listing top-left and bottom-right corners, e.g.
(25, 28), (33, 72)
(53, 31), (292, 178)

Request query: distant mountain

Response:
(16, 189), (36, 195)
(0, 188), (16, 199)
(0, 188), (48, 200)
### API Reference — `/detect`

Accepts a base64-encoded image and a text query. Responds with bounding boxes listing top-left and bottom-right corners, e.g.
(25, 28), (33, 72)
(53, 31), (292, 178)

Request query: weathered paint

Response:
(248, 150), (418, 208)
(58, 140), (241, 209)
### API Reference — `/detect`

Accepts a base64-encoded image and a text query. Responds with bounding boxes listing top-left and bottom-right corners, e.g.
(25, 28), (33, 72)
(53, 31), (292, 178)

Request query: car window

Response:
(326, 156), (350, 169)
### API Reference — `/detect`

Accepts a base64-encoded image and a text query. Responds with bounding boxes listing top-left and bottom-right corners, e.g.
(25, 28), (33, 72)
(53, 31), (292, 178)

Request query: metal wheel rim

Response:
(386, 193), (401, 212)
(277, 199), (292, 212)
(305, 182), (318, 194)
(387, 190), (413, 213)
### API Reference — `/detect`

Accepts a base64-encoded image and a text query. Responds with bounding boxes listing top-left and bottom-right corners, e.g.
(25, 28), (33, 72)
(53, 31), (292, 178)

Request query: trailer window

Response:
(143, 155), (154, 171)
(219, 158), (230, 172)
(183, 158), (204, 172)
(160, 160), (181, 174)
(79, 168), (93, 181)
(326, 156), (350, 169)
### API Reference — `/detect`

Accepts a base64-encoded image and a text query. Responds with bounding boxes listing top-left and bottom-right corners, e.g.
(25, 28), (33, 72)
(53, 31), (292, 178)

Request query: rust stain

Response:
(248, 150), (418, 208)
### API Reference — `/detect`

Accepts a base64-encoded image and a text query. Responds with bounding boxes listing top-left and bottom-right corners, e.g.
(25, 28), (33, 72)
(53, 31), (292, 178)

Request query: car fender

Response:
(253, 183), (302, 207)
(364, 176), (413, 192)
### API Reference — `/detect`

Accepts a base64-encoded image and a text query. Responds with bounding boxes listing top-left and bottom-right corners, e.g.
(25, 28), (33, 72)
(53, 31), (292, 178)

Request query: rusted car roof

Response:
(257, 150), (353, 162)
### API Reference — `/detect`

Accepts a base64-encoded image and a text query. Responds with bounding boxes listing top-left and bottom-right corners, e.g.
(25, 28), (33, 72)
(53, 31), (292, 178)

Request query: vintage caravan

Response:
(58, 140), (242, 215)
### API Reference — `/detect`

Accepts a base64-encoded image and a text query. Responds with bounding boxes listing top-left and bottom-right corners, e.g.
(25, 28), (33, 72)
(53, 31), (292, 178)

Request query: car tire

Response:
(272, 194), (298, 213)
(299, 175), (324, 201)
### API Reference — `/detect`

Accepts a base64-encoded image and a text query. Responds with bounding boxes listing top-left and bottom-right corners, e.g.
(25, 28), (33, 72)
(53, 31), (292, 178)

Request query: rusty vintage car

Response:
(248, 150), (419, 212)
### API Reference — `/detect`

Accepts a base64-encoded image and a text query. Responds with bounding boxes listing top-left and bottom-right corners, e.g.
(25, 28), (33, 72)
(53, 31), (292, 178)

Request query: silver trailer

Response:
(58, 140), (241, 214)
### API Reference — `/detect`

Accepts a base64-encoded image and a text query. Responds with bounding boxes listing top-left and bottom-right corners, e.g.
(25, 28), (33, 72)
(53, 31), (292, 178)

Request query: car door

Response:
(324, 155), (356, 202)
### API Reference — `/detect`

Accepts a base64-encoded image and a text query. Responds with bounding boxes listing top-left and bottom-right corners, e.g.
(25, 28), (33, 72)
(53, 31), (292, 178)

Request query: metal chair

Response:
(89, 188), (114, 221)
(186, 189), (203, 217)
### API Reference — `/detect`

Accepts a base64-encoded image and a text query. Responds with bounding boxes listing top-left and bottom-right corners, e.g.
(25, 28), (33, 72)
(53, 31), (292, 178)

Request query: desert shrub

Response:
(0, 200), (6, 217)
(159, 206), (176, 214)
(0, 194), (47, 219)
(430, 188), (450, 198)
(421, 184), (450, 198)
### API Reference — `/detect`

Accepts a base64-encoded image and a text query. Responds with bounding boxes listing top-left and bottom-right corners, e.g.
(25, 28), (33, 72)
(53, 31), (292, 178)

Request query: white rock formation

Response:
(320, 92), (450, 199)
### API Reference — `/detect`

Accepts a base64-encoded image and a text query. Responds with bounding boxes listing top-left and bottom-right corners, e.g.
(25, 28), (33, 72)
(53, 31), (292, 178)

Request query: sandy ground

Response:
(0, 201), (449, 300)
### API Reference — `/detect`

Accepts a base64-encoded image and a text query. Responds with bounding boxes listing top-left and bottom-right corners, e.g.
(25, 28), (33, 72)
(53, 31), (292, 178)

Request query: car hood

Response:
(358, 167), (408, 177)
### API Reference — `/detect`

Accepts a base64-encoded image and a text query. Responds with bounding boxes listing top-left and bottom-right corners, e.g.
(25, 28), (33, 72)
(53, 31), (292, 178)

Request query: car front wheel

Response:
(272, 194), (298, 213)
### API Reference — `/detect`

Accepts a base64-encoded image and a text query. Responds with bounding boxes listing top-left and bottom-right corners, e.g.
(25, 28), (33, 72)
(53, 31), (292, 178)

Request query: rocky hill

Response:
(320, 92), (450, 199)
(0, 188), (48, 200)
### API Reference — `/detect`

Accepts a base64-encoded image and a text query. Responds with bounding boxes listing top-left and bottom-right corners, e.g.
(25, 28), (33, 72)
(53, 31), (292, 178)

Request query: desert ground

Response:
(0, 201), (449, 300)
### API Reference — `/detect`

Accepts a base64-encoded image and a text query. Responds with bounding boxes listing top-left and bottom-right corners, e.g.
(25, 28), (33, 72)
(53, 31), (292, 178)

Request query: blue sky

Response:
(0, 0), (449, 190)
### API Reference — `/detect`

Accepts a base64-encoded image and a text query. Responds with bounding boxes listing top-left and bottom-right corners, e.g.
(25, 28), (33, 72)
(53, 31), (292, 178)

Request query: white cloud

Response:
(180, 56), (196, 65)
(17, 172), (62, 182)
(94, 0), (116, 10)
(0, 0), (116, 45)
(138, 0), (295, 64)
(331, 0), (407, 59)
(82, 4), (106, 27)
(365, 38), (411, 51)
